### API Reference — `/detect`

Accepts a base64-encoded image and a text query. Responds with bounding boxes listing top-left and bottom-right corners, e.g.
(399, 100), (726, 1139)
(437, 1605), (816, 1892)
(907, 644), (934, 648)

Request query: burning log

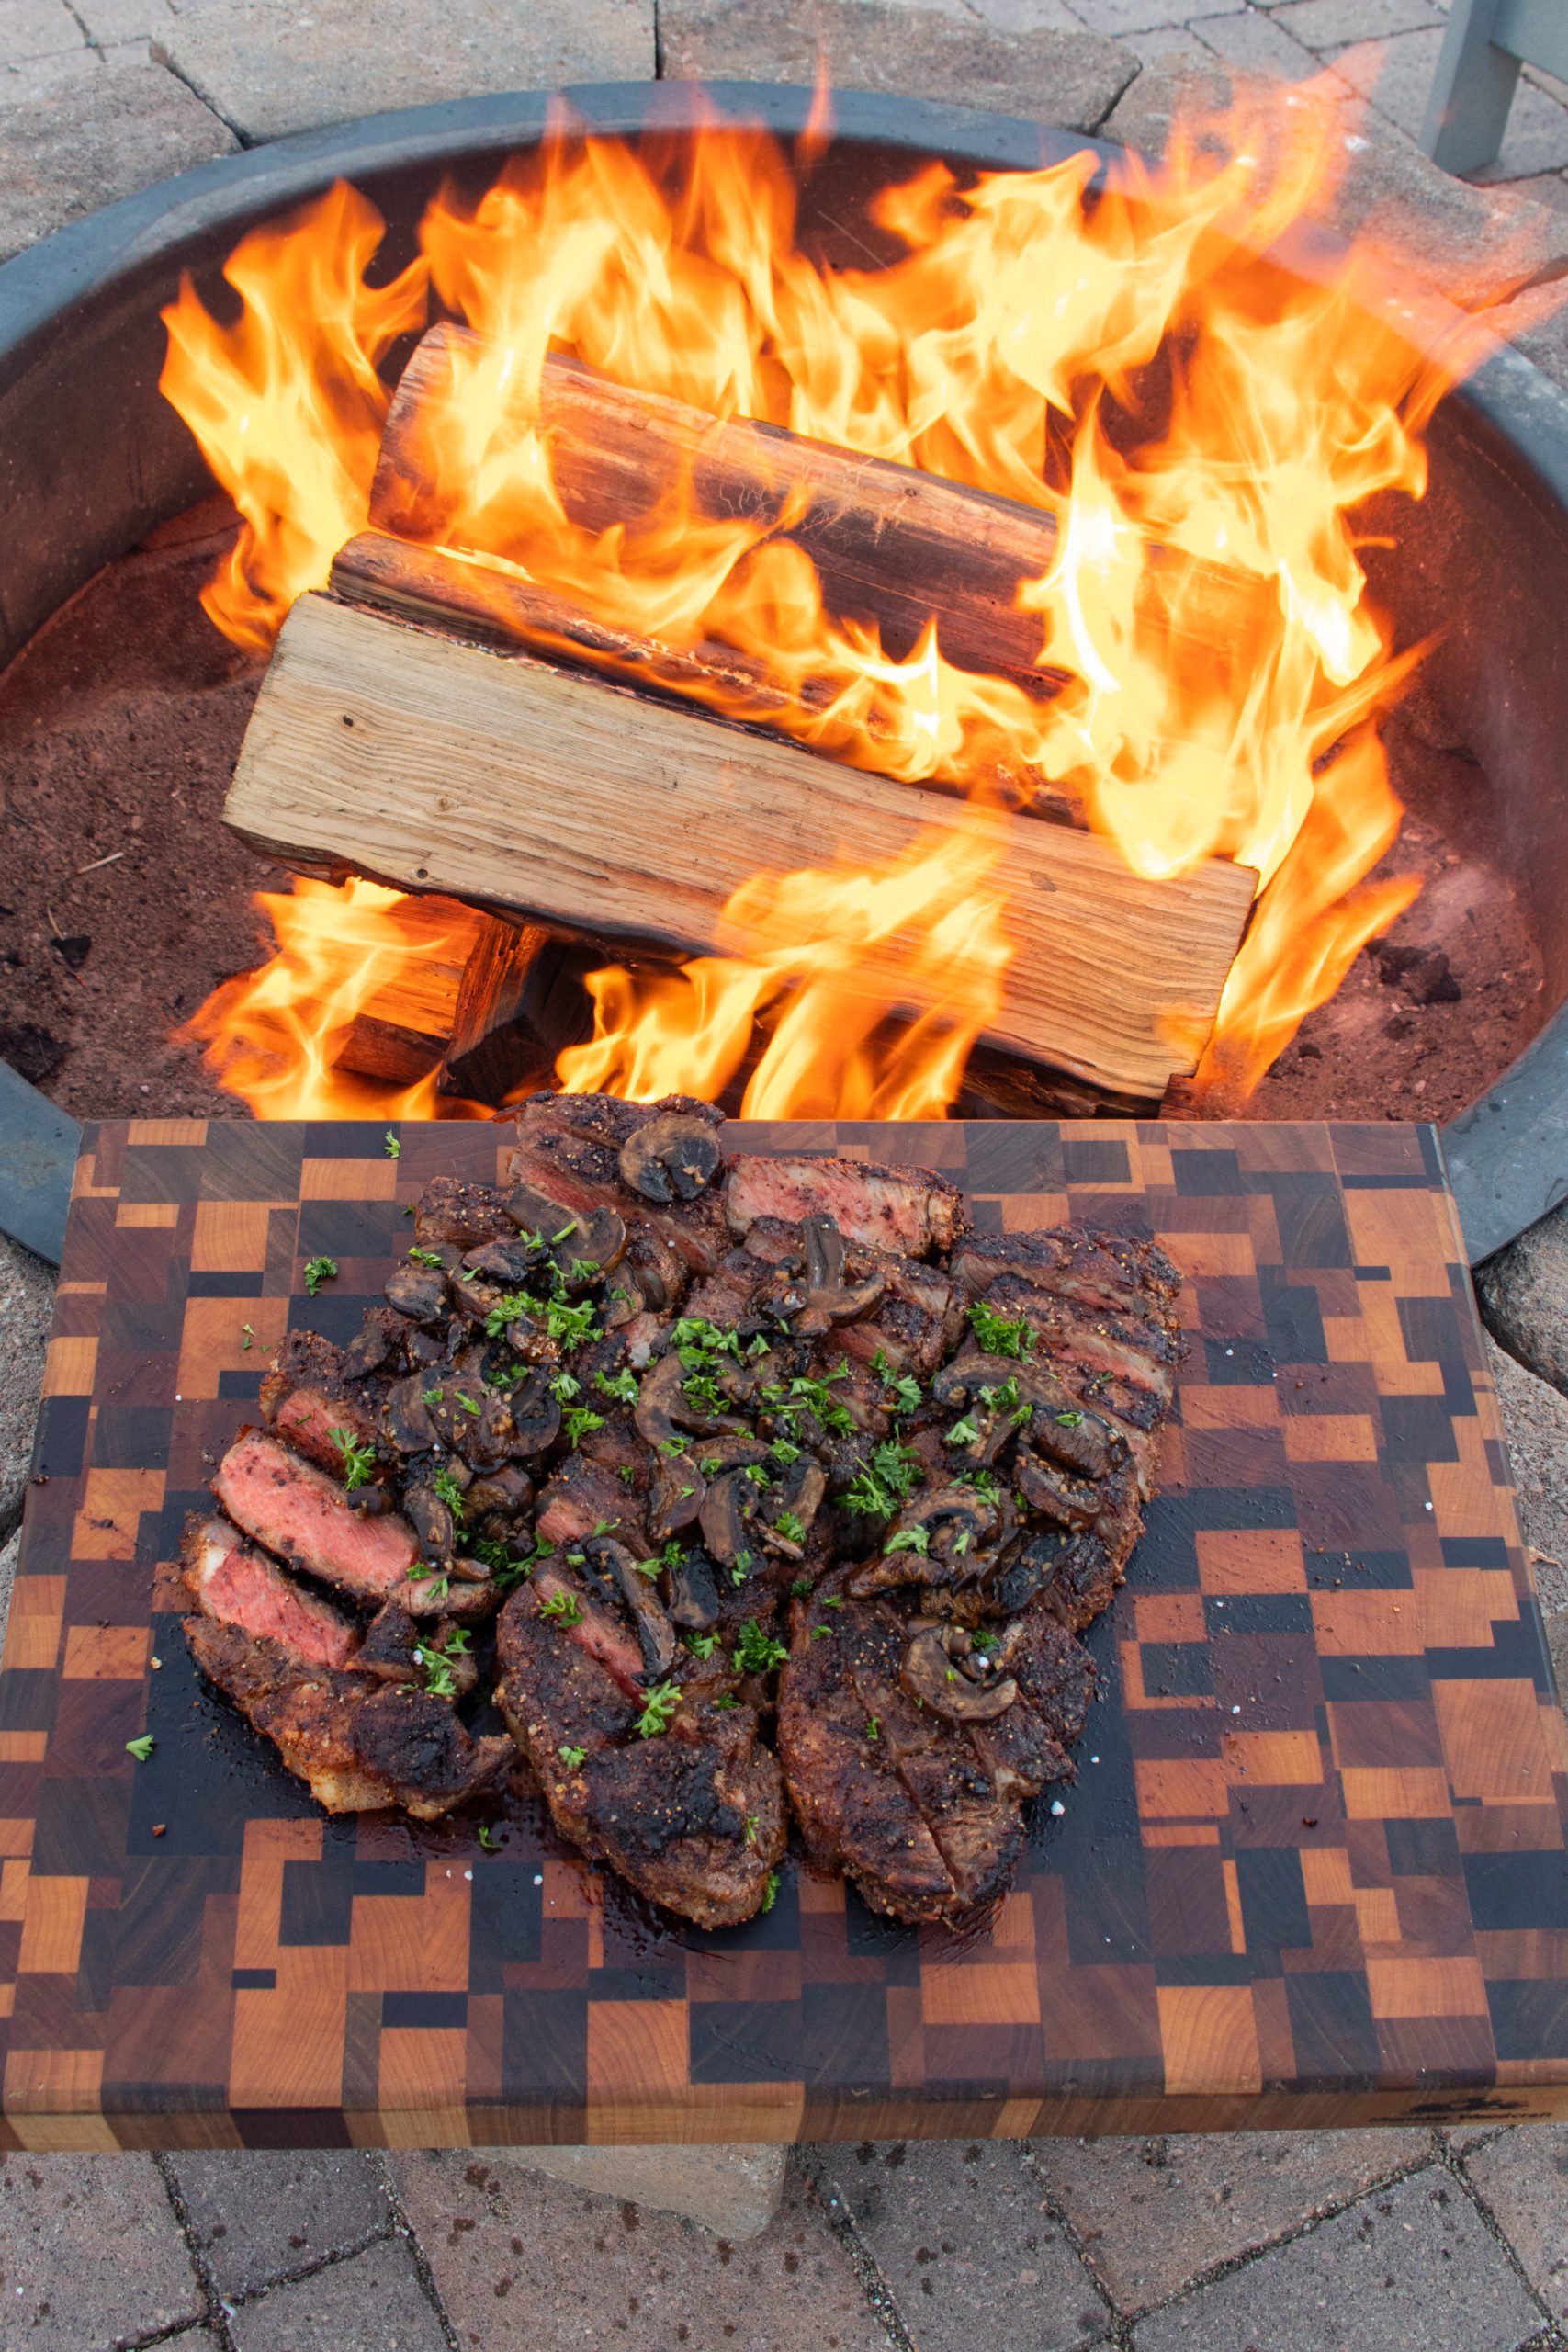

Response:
(332, 894), (483, 1082)
(222, 592), (1256, 1102)
(435, 921), (596, 1102)
(368, 326), (1272, 703)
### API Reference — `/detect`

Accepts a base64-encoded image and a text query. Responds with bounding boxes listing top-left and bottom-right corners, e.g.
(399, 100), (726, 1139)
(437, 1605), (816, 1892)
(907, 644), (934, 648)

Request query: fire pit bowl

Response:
(2, 78), (1565, 1261)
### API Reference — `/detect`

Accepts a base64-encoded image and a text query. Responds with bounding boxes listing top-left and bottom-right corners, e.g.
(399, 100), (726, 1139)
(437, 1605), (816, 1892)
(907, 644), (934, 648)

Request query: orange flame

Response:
(164, 85), (1504, 1121)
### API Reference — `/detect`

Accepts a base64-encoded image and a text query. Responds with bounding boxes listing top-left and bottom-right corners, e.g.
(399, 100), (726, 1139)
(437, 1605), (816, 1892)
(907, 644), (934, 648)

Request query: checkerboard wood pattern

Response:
(3, 1116), (1565, 2152)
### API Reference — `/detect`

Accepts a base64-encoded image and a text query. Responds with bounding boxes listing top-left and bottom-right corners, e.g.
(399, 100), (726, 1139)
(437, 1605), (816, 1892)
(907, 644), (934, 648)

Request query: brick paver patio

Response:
(4, 1), (1568, 2343)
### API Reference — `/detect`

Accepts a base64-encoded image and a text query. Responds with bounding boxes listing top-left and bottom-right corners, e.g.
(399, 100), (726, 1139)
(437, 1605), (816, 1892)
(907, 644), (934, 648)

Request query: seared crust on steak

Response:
(726, 1153), (966, 1259)
(507, 1092), (728, 1273)
(776, 1568), (1093, 1923)
(496, 1570), (784, 1928)
(184, 1617), (511, 1818)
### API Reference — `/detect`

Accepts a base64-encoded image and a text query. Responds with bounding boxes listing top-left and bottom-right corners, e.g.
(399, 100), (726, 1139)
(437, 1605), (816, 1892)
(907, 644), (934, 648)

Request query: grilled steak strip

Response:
(182, 1513), (361, 1671)
(185, 1617), (512, 1818)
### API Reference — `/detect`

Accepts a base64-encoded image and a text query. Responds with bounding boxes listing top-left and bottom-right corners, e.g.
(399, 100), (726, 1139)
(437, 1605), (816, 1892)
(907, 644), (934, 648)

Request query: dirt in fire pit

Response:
(0, 501), (272, 1122)
(0, 501), (1547, 1127)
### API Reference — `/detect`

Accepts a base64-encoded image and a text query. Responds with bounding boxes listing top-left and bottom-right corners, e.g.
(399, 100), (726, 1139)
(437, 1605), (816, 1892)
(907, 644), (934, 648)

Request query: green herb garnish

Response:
(540, 1590), (582, 1627)
(125, 1734), (154, 1762)
(732, 1619), (788, 1675)
(969, 1300), (1035, 1360)
(329, 1427), (378, 1490)
(303, 1255), (338, 1295)
(635, 1681), (682, 1738)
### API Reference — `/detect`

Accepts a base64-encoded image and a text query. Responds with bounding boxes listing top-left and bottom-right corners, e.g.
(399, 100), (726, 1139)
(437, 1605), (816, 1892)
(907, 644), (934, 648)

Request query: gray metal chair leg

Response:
(1421, 0), (1521, 175)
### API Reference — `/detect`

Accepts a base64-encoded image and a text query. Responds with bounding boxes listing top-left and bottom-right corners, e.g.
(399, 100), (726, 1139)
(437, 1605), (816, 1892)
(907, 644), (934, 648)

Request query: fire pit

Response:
(2, 81), (1567, 1258)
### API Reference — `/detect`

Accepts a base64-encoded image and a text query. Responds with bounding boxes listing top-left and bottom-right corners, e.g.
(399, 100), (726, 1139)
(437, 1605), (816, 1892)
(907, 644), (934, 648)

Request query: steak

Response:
(183, 1513), (360, 1670)
(727, 1153), (966, 1259)
(495, 1566), (784, 1928)
(776, 1568), (1094, 1923)
(185, 1617), (512, 1817)
(186, 1091), (1179, 1931)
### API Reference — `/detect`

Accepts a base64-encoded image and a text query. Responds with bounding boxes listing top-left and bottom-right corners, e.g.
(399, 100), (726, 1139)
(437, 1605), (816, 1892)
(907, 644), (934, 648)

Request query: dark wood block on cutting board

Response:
(2, 1115), (1563, 2151)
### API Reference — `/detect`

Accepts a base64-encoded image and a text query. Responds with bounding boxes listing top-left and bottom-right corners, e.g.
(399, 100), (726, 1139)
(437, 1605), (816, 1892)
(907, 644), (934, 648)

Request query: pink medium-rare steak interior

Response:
(183, 1513), (362, 1670)
(212, 1430), (419, 1599)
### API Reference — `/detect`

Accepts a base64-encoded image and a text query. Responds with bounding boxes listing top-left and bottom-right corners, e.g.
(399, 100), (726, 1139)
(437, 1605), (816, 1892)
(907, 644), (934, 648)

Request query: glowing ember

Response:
(161, 82), (1501, 1121)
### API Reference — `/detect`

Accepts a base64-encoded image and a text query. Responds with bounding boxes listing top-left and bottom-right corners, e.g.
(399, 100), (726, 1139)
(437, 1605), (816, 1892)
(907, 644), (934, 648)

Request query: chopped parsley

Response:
(329, 1428), (377, 1490)
(407, 1245), (445, 1267)
(843, 1440), (925, 1521)
(635, 1680), (682, 1738)
(539, 1589), (582, 1627)
(593, 1367), (639, 1405)
(302, 1255), (338, 1295)
(761, 1871), (779, 1913)
(969, 1300), (1036, 1360)
(384, 1131), (400, 1159)
(477, 1823), (501, 1849)
(1056, 1409), (1085, 1428)
(125, 1734), (154, 1762)
(455, 1392), (481, 1418)
(885, 1525), (930, 1555)
(774, 1510), (807, 1544)
(558, 1744), (587, 1770)
(864, 1716), (880, 1742)
(687, 1633), (719, 1659)
(563, 1407), (605, 1449)
(432, 1465), (466, 1519)
(732, 1619), (788, 1675)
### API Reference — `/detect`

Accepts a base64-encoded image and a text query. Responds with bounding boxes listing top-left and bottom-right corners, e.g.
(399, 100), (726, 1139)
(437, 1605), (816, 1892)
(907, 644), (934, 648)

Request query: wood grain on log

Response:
(225, 593), (1256, 1100)
(368, 323), (1272, 700)
(436, 922), (596, 1102)
(331, 894), (483, 1082)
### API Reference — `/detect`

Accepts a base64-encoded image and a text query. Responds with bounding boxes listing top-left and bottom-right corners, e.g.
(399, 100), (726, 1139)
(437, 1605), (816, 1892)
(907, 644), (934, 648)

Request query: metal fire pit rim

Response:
(0, 75), (1563, 1266)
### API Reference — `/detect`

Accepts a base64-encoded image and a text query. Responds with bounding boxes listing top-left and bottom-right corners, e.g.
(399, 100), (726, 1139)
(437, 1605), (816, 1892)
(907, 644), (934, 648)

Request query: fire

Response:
(163, 82), (1501, 1120)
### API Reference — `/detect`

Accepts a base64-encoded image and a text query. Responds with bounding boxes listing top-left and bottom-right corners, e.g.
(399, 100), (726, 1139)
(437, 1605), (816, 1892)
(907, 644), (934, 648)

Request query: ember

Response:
(163, 80), (1506, 1121)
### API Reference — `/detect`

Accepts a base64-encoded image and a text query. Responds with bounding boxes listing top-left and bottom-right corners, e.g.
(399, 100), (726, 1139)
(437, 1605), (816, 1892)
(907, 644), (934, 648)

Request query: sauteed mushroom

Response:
(634, 1350), (745, 1451)
(404, 1486), (455, 1562)
(619, 1110), (723, 1204)
(557, 1204), (627, 1287)
(846, 1486), (1013, 1598)
(506, 1369), (563, 1458)
(1014, 1447), (1100, 1531)
(383, 1265), (449, 1325)
(799, 1213), (886, 1324)
(699, 1468), (752, 1569)
(900, 1623), (1018, 1722)
(382, 1374), (439, 1454)
(581, 1535), (678, 1681)
(664, 1544), (724, 1631)
(462, 1236), (548, 1287)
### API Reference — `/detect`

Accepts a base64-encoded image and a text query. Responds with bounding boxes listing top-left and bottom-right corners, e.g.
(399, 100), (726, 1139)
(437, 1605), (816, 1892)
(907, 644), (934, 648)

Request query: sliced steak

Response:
(185, 1617), (511, 1817)
(951, 1228), (1182, 1326)
(213, 1430), (419, 1601)
(260, 1328), (384, 1476)
(414, 1175), (514, 1249)
(507, 1093), (728, 1273)
(495, 1571), (784, 1927)
(726, 1153), (967, 1260)
(182, 1513), (360, 1671)
(777, 1569), (1093, 1923)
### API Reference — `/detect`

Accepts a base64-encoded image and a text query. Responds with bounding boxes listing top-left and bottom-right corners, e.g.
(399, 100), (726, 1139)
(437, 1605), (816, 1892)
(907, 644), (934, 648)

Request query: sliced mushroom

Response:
(462, 1235), (548, 1288)
(761, 1456), (828, 1559)
(801, 1214), (846, 1293)
(846, 1486), (1013, 1598)
(625, 1224), (685, 1314)
(649, 1450), (705, 1544)
(934, 1351), (1117, 1481)
(664, 1544), (724, 1632)
(404, 1486), (456, 1562)
(698, 1468), (753, 1570)
(900, 1624), (1018, 1722)
(581, 1535), (678, 1682)
(618, 1110), (723, 1204)
(506, 1369), (563, 1458)
(991, 1532), (1064, 1617)
(384, 1265), (450, 1325)
(1014, 1446), (1100, 1531)
(797, 1212), (885, 1324)
(633, 1350), (744, 1451)
(503, 1179), (578, 1240)
(343, 1312), (400, 1381)
(555, 1205), (627, 1289)
(382, 1374), (440, 1454)
(465, 1464), (532, 1521)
